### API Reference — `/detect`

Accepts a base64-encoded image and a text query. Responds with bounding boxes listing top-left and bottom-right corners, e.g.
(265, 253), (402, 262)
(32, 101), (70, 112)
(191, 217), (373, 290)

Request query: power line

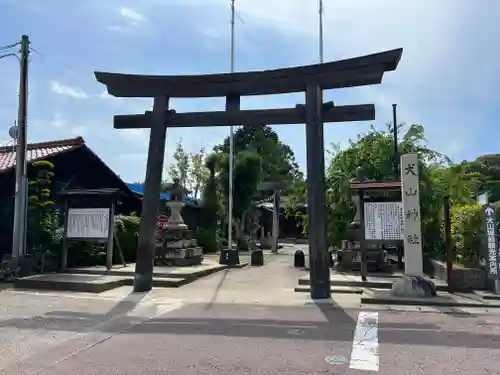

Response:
(0, 52), (18, 60)
(0, 41), (20, 51)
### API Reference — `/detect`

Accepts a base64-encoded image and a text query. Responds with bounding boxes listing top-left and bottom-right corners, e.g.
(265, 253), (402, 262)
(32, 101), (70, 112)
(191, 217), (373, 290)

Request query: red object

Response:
(157, 215), (169, 230)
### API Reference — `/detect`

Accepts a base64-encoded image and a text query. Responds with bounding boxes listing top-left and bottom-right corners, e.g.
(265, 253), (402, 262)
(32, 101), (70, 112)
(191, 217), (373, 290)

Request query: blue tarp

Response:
(126, 183), (198, 203)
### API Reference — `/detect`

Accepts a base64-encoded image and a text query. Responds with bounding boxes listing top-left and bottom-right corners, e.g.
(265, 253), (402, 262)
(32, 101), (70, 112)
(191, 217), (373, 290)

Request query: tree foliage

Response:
(214, 124), (302, 183)
(286, 124), (485, 257)
(197, 154), (220, 253)
(168, 139), (190, 190)
(167, 140), (208, 198)
(27, 160), (59, 253)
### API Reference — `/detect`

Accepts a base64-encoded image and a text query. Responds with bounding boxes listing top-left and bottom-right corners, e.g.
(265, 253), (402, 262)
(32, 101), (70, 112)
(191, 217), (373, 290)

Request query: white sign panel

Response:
(484, 205), (499, 279)
(66, 208), (110, 239)
(364, 202), (404, 240)
(401, 153), (423, 277)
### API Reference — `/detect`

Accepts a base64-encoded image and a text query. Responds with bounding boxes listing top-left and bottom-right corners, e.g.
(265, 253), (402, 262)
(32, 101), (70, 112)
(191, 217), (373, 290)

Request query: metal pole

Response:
(444, 195), (453, 292)
(228, 0), (235, 251)
(12, 35), (29, 258)
(392, 104), (398, 178)
(319, 0), (324, 63)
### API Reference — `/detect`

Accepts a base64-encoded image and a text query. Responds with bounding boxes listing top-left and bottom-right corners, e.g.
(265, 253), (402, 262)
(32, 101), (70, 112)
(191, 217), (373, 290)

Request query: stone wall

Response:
(430, 259), (487, 290)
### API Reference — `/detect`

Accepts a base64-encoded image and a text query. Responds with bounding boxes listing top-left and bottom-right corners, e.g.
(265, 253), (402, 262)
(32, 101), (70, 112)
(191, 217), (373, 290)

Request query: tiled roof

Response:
(0, 137), (85, 173)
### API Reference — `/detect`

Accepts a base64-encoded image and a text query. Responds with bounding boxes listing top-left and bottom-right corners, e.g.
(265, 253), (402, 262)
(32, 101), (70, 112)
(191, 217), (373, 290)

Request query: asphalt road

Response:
(1, 293), (499, 375)
(0, 250), (498, 374)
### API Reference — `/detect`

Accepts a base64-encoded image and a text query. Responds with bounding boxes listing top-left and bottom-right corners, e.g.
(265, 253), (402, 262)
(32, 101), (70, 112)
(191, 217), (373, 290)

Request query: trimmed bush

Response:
(197, 228), (218, 253)
(114, 213), (141, 262)
(450, 204), (484, 267)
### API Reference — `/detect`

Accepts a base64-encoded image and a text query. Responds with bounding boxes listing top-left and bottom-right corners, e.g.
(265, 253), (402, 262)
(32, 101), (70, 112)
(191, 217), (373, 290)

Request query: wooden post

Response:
(60, 198), (69, 271)
(106, 198), (115, 270)
(359, 190), (367, 281)
(305, 84), (330, 299)
(134, 96), (169, 293)
(272, 190), (280, 253)
(444, 195), (453, 291)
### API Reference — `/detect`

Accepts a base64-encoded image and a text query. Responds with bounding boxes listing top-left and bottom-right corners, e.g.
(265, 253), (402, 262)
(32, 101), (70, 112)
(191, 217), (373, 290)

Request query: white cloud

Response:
(49, 113), (66, 128)
(99, 90), (123, 101)
(120, 7), (146, 22)
(107, 7), (147, 32)
(50, 81), (89, 99)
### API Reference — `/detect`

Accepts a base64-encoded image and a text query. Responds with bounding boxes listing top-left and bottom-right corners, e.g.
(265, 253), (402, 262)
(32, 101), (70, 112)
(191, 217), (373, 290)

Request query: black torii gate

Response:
(95, 47), (403, 298)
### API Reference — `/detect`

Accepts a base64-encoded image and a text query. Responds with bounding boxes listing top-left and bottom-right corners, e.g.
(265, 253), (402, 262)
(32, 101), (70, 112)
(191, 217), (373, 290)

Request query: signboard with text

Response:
(364, 202), (404, 240)
(66, 208), (110, 239)
(483, 205), (499, 279)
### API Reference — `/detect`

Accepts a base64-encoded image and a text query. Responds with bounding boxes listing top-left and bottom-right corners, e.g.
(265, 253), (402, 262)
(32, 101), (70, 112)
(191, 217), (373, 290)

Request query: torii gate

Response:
(95, 47), (403, 298)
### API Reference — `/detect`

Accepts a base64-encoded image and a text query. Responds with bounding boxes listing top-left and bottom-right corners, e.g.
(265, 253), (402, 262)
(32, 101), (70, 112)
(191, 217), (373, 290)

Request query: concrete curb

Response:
(361, 296), (500, 308)
(227, 262), (249, 269)
(298, 277), (450, 292)
(294, 286), (363, 294)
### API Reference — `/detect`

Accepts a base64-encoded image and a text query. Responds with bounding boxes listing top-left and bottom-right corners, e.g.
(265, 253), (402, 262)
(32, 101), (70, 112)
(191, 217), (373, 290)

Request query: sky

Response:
(0, 0), (499, 183)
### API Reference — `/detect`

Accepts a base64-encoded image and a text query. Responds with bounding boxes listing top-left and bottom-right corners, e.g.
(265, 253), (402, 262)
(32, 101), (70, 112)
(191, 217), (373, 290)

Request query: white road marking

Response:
(349, 311), (379, 372)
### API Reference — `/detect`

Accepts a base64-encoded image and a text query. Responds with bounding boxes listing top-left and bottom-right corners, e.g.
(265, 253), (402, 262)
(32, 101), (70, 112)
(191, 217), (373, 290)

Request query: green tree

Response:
(286, 124), (450, 254)
(214, 124), (302, 183)
(27, 160), (59, 254)
(465, 154), (500, 202)
(197, 154), (220, 253)
(189, 147), (209, 199)
(168, 139), (190, 189)
(215, 150), (262, 248)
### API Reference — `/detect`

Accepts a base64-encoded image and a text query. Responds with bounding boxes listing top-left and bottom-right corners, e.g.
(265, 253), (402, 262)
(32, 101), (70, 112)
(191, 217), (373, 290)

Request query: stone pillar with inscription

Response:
(391, 153), (437, 298)
(400, 153), (423, 277)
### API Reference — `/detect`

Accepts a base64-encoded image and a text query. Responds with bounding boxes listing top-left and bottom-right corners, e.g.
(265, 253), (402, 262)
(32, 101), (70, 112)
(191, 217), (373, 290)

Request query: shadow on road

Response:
(1, 300), (496, 348)
(204, 269), (230, 311)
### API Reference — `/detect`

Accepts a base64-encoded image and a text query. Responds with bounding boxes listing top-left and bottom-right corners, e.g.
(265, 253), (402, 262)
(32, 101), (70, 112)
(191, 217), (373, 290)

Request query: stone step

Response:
(66, 264), (227, 280)
(298, 276), (450, 292)
(13, 273), (190, 293)
(360, 290), (500, 308)
(294, 285), (363, 294)
(13, 274), (128, 293)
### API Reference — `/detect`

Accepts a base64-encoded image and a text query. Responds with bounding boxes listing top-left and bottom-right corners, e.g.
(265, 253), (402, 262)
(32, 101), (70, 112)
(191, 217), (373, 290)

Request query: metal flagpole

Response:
(228, 0), (236, 251)
(319, 0), (324, 63)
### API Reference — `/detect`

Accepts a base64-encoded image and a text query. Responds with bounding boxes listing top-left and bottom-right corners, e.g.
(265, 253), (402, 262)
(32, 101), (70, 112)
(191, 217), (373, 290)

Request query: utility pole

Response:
(228, 0), (236, 252)
(444, 196), (454, 292)
(12, 35), (30, 259)
(318, 0), (324, 63)
(392, 104), (398, 178)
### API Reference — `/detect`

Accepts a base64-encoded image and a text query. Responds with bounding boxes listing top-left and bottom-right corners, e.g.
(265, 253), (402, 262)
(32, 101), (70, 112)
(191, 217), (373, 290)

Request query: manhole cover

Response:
(325, 355), (348, 365)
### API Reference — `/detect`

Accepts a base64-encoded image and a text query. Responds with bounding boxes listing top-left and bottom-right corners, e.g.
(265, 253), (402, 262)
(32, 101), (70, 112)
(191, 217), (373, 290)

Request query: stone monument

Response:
(154, 179), (203, 266)
(391, 153), (436, 297)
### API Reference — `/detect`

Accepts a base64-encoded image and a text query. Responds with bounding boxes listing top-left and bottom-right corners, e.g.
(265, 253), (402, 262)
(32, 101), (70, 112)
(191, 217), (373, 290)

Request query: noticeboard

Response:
(364, 202), (404, 240)
(66, 208), (110, 239)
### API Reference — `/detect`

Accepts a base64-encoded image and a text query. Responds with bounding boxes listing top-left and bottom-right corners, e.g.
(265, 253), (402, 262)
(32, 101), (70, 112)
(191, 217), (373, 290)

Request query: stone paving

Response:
(0, 246), (499, 374)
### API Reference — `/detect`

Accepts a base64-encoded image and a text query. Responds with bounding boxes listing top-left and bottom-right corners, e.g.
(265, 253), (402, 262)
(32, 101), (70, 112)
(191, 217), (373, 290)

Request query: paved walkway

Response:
(0, 249), (499, 374)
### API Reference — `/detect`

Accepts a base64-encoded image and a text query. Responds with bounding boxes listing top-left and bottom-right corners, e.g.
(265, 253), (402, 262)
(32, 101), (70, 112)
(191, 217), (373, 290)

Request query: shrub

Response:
(197, 228), (218, 253)
(114, 213), (141, 262)
(450, 204), (484, 267)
